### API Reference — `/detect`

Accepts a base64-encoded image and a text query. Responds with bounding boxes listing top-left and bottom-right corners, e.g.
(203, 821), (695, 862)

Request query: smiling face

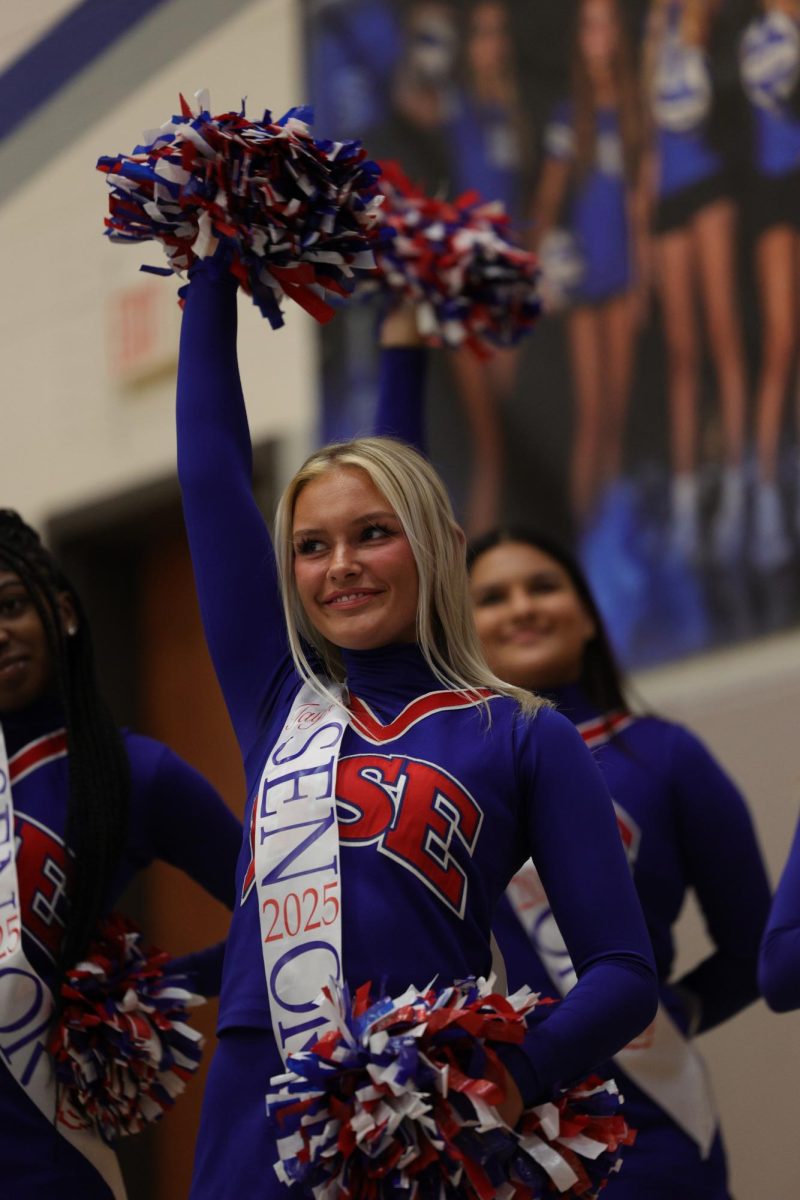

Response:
(468, 1), (511, 79)
(579, 0), (619, 70)
(469, 541), (596, 689)
(0, 572), (59, 713)
(291, 467), (420, 652)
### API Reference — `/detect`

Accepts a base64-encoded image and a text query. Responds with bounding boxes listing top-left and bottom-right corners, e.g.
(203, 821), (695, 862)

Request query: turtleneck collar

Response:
(341, 642), (444, 724)
(0, 693), (65, 757)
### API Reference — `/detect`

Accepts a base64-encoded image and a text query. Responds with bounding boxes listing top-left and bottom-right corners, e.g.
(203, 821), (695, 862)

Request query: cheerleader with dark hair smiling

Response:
(533, 0), (643, 528)
(0, 510), (241, 1199)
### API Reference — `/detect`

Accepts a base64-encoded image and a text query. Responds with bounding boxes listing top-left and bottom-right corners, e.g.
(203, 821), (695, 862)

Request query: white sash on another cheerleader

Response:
(506, 711), (717, 1160)
(254, 681), (350, 1066)
(0, 726), (126, 1198)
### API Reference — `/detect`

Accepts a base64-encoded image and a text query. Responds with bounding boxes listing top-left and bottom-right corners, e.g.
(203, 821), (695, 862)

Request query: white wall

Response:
(0, 0), (315, 530)
(636, 632), (800, 1199)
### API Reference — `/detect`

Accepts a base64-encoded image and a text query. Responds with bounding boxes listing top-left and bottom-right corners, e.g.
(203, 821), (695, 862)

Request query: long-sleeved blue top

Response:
(496, 684), (771, 1036)
(759, 815), (800, 1012)
(176, 259), (656, 1112)
(375, 344), (771, 1037)
(0, 694), (242, 1197)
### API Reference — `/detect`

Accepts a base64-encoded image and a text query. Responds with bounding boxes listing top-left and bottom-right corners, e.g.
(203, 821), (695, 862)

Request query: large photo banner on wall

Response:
(305, 0), (800, 667)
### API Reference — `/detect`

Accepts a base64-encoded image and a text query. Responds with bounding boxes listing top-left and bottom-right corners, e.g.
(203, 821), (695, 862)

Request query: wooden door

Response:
(130, 525), (246, 1198)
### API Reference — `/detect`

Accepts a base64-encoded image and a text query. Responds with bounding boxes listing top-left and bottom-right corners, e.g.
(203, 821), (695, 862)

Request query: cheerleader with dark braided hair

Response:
(0, 510), (241, 1199)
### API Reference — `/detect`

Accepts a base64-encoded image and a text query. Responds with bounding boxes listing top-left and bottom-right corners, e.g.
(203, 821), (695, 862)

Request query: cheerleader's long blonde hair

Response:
(274, 437), (543, 720)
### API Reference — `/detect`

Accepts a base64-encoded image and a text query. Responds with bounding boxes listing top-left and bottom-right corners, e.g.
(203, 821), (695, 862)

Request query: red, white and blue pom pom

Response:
(96, 90), (382, 328)
(267, 978), (633, 1200)
(49, 914), (205, 1143)
(366, 161), (542, 356)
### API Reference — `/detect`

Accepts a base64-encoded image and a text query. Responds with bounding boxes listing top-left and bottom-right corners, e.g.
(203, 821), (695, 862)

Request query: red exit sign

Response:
(108, 281), (180, 386)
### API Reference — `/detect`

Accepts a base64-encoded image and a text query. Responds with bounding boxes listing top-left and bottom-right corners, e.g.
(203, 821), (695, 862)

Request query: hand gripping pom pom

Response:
(366, 161), (542, 357)
(49, 914), (205, 1143)
(96, 91), (383, 328)
(266, 978), (634, 1200)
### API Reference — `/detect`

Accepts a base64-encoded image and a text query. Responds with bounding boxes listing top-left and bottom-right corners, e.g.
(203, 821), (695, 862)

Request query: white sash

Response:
(255, 681), (350, 1066)
(506, 861), (717, 1159)
(0, 726), (126, 1198)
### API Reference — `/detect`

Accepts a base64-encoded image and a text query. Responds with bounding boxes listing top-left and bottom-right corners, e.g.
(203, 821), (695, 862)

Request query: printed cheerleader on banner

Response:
(97, 89), (382, 327)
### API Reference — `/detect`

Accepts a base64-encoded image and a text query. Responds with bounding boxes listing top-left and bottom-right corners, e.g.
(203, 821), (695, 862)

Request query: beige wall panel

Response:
(0, 0), (314, 529)
(636, 632), (800, 1198)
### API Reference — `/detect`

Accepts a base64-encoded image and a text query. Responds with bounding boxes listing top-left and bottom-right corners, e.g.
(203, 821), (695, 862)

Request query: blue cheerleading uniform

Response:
(650, 1), (726, 228)
(494, 685), (771, 1200)
(740, 10), (800, 231)
(374, 346), (772, 1199)
(307, 0), (400, 140)
(741, 8), (800, 175)
(542, 100), (632, 303)
(760, 815), (800, 1012)
(448, 93), (522, 220)
(0, 696), (242, 1199)
(177, 259), (657, 1199)
(750, 95), (800, 178)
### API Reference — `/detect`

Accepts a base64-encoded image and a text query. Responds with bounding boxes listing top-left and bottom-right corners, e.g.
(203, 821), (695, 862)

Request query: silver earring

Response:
(67, 625), (78, 637)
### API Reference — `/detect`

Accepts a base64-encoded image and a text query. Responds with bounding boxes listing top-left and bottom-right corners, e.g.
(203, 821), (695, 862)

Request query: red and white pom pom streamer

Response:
(367, 160), (542, 356)
(49, 914), (205, 1143)
(267, 977), (634, 1200)
(97, 90), (383, 327)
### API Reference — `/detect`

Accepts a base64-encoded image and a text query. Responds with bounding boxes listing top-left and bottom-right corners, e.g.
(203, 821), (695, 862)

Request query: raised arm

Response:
(374, 305), (428, 452)
(506, 708), (657, 1102)
(176, 256), (291, 751)
(759, 815), (800, 1013)
(669, 726), (771, 1032)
